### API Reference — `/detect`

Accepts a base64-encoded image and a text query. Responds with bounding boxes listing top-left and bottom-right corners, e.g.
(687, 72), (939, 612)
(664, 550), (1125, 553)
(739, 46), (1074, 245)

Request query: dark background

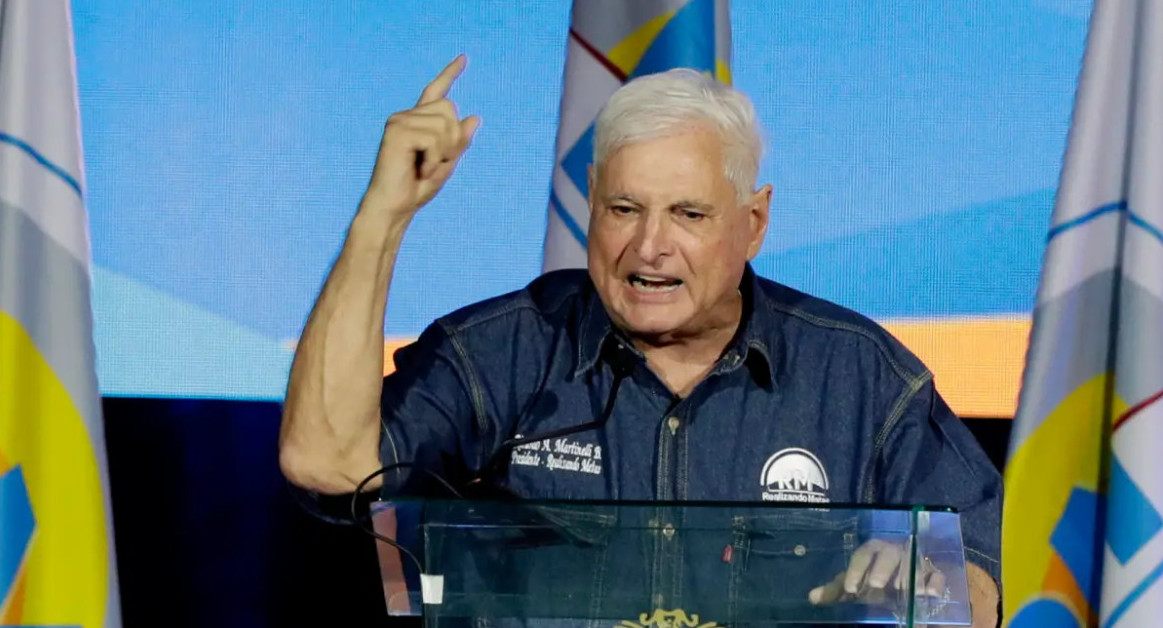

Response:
(103, 397), (1012, 627)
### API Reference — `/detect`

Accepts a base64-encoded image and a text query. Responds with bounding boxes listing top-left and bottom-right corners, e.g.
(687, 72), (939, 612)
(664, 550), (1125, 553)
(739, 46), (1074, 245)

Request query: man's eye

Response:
(681, 210), (705, 221)
(611, 205), (635, 215)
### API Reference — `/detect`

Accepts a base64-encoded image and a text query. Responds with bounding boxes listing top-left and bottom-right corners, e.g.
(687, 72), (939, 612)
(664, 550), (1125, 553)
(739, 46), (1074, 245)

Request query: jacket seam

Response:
(861, 369), (931, 502)
(966, 546), (1000, 567)
(442, 299), (531, 334)
(438, 320), (491, 465)
(380, 422), (406, 489)
(440, 287), (579, 336)
(762, 300), (922, 386)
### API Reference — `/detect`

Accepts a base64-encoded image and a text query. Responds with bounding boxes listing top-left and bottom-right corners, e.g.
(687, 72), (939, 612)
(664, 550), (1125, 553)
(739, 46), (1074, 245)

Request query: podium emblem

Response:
(617, 608), (721, 628)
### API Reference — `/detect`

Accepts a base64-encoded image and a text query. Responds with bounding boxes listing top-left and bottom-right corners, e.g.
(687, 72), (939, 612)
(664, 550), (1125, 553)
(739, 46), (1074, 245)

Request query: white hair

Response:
(593, 68), (763, 203)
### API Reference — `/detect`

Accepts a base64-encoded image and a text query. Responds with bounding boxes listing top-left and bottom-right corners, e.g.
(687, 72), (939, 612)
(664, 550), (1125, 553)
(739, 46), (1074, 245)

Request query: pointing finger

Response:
(417, 55), (467, 106)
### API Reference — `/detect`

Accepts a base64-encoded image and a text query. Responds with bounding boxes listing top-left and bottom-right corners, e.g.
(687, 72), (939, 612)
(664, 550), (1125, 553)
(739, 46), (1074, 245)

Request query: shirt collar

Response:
(575, 283), (617, 378)
(722, 263), (776, 388)
(574, 264), (777, 388)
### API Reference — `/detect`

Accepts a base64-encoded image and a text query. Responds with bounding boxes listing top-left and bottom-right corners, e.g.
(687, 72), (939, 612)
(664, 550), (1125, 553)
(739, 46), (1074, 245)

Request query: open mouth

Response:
(628, 273), (683, 293)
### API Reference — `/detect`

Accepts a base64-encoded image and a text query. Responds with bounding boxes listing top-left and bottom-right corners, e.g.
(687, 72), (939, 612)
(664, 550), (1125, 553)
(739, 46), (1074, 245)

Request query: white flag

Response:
(0, 1), (123, 626)
(542, 0), (732, 272)
(1003, 1), (1163, 626)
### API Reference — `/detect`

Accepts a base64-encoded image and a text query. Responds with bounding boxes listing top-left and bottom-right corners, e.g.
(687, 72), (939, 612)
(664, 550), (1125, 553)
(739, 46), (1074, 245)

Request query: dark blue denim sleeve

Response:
(377, 320), (484, 496)
(284, 321), (483, 522)
(878, 377), (1003, 587)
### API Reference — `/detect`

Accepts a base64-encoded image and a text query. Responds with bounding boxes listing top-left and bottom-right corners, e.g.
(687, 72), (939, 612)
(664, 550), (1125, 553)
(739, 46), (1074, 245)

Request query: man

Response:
(279, 56), (1001, 626)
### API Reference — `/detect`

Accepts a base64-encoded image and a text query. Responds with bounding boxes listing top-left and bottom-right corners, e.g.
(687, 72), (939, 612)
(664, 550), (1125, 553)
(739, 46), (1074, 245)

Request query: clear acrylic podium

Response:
(370, 499), (972, 627)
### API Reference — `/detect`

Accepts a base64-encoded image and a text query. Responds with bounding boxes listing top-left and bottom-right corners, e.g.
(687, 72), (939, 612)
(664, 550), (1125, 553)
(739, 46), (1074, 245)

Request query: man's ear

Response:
(746, 184), (772, 260)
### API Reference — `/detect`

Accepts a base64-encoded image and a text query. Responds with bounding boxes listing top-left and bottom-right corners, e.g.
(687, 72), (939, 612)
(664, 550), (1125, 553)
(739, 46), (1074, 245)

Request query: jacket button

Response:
(663, 523), (676, 539)
(793, 544), (807, 557)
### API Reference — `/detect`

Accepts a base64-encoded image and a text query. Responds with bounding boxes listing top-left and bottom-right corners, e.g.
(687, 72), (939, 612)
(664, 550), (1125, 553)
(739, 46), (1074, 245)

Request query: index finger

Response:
(417, 55), (467, 106)
(843, 542), (879, 594)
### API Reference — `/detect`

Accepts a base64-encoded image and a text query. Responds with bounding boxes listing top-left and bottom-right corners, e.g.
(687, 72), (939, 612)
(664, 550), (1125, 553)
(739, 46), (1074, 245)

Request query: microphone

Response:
(462, 341), (637, 497)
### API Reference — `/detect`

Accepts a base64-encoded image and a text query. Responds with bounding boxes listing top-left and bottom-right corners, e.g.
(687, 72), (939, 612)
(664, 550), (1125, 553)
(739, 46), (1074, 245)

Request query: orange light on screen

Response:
(883, 316), (1031, 419)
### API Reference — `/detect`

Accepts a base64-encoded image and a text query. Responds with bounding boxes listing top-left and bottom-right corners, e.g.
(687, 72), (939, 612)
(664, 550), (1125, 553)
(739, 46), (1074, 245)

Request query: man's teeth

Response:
(629, 275), (682, 292)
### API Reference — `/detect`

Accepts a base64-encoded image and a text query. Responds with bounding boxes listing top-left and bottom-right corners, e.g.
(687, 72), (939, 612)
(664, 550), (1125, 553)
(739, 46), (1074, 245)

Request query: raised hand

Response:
(280, 56), (481, 496)
(360, 55), (481, 226)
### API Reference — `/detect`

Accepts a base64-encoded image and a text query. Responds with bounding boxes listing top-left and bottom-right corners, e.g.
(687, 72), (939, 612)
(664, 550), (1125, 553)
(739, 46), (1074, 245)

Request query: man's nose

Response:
(633, 212), (673, 264)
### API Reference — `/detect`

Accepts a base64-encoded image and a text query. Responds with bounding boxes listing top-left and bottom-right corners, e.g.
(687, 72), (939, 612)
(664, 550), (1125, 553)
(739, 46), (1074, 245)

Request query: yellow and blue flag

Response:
(542, 0), (732, 271)
(1003, 1), (1163, 626)
(0, 1), (122, 626)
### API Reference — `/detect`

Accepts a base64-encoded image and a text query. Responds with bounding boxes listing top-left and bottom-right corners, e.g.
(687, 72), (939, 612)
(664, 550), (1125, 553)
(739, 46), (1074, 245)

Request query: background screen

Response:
(74, 0), (1092, 417)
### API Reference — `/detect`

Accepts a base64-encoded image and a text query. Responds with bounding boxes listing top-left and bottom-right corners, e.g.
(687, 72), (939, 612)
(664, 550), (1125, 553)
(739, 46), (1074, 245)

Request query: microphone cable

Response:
(349, 341), (638, 571)
(350, 462), (463, 575)
(468, 341), (636, 488)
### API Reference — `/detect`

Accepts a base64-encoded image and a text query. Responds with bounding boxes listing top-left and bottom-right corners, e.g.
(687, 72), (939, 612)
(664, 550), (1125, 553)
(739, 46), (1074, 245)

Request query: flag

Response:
(1002, 1), (1163, 626)
(0, 1), (122, 626)
(541, 0), (732, 272)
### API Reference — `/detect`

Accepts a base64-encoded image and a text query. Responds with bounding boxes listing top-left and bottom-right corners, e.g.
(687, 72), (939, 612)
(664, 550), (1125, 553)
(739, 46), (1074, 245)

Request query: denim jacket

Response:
(379, 265), (1002, 621)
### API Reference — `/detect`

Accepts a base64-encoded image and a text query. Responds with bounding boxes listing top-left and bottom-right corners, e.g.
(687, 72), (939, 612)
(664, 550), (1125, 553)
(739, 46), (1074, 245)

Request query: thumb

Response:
(436, 115), (480, 177)
(459, 115), (481, 149)
(809, 572), (847, 605)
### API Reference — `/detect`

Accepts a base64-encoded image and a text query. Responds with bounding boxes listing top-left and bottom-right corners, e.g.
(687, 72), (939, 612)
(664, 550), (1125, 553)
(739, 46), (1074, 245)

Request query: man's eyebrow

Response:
(671, 199), (715, 213)
(605, 194), (643, 206)
(600, 195), (716, 213)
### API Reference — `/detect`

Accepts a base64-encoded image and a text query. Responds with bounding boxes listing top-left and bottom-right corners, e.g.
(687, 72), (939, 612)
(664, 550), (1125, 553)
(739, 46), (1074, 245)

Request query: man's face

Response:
(587, 125), (770, 343)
